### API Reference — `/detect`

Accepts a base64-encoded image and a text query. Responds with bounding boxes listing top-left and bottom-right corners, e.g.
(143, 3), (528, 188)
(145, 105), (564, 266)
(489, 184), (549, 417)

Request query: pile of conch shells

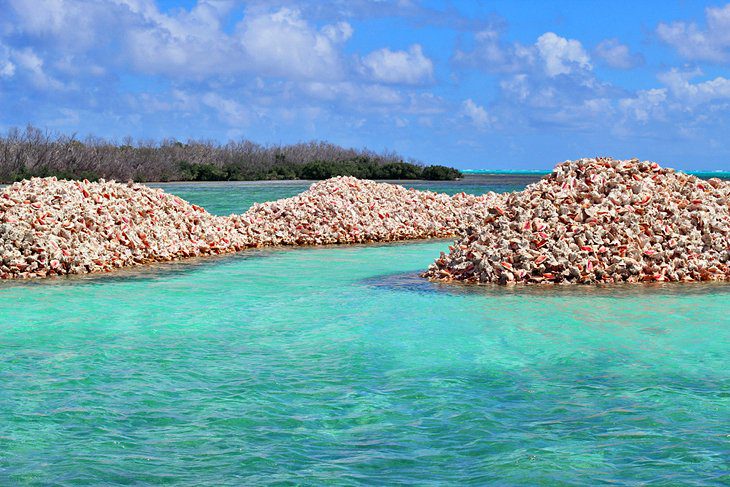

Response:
(0, 176), (498, 279)
(234, 177), (499, 245)
(423, 157), (730, 284)
(0, 177), (250, 278)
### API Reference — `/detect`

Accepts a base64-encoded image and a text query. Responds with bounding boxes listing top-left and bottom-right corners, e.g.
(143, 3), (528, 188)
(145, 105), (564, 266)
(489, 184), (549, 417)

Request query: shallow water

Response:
(1, 178), (729, 485)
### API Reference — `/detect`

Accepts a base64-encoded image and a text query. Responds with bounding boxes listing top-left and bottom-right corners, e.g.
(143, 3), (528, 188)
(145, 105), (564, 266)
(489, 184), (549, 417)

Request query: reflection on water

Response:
(363, 271), (730, 299)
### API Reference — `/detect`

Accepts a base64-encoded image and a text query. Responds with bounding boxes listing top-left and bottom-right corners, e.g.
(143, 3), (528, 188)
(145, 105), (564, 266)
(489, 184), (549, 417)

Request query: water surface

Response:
(1, 178), (728, 485)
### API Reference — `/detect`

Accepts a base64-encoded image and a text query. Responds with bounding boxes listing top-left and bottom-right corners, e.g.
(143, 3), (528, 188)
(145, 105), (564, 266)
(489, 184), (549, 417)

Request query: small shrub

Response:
(422, 165), (462, 180)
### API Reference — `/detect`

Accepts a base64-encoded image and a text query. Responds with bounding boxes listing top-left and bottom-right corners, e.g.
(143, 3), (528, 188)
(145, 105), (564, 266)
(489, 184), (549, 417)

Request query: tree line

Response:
(0, 126), (462, 183)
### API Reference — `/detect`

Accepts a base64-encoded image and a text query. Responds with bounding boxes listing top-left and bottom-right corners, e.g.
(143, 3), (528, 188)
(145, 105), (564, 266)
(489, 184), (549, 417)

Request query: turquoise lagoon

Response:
(1, 175), (728, 485)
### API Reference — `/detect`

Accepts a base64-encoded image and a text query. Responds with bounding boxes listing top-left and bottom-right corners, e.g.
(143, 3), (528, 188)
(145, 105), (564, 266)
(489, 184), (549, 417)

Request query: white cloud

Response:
(619, 88), (667, 122)
(360, 44), (433, 84)
(0, 43), (15, 78)
(615, 69), (730, 125)
(453, 28), (533, 73)
(303, 81), (403, 106)
(8, 0), (68, 35)
(404, 92), (446, 115)
(8, 0), (118, 50)
(134, 88), (203, 114)
(657, 3), (730, 63)
(47, 107), (81, 127)
(8, 2), (353, 81)
(455, 30), (591, 78)
(321, 21), (353, 43)
(536, 32), (591, 77)
(0, 60), (14, 78)
(202, 92), (248, 125)
(658, 68), (730, 104)
(240, 8), (351, 79)
(594, 38), (643, 69)
(11, 47), (64, 90)
(122, 0), (241, 77)
(1, 0), (455, 134)
(454, 29), (613, 130)
(500, 74), (530, 101)
(541, 97), (613, 127)
(461, 98), (492, 127)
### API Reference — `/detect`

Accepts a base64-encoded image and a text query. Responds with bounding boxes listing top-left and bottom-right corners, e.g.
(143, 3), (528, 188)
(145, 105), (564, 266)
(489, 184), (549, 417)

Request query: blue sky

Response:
(1, 1), (730, 170)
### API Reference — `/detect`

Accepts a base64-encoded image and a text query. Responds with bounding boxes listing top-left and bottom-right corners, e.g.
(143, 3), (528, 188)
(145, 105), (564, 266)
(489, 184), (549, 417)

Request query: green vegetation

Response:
(0, 125), (462, 183)
(177, 159), (460, 181)
(420, 165), (463, 181)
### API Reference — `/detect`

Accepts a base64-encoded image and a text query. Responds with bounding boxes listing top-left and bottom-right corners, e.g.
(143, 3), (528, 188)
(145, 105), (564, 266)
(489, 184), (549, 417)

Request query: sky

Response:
(1, 1), (730, 170)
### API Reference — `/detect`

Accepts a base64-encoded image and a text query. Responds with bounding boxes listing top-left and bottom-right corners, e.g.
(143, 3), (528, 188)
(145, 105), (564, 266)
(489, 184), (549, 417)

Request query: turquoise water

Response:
(1, 180), (729, 485)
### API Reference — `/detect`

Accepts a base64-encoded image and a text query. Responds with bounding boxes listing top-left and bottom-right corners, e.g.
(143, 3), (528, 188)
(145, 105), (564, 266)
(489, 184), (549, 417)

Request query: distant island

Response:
(0, 126), (462, 183)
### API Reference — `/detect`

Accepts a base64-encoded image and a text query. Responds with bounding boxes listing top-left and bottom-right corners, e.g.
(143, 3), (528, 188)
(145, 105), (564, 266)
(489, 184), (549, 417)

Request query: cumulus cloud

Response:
(446, 19), (730, 131)
(0, 60), (14, 78)
(658, 68), (730, 105)
(321, 21), (353, 43)
(8, 47), (64, 89)
(303, 81), (403, 107)
(202, 92), (248, 125)
(1, 0), (452, 136)
(454, 28), (624, 131)
(6, 0), (241, 78)
(6, 1), (353, 81)
(461, 98), (492, 127)
(594, 38), (643, 69)
(455, 29), (591, 77)
(122, 0), (240, 77)
(122, 4), (355, 80)
(360, 44), (434, 84)
(8, 0), (72, 36)
(0, 43), (15, 78)
(657, 3), (730, 63)
(619, 88), (667, 122)
(499, 74), (530, 101)
(614, 69), (730, 127)
(537, 97), (613, 128)
(453, 29), (534, 73)
(8, 0), (121, 50)
(240, 8), (352, 79)
(535, 32), (591, 77)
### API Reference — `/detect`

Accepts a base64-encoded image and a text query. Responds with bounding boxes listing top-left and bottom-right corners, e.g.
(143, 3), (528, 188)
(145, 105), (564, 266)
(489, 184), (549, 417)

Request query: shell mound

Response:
(236, 176), (501, 246)
(423, 158), (730, 284)
(0, 176), (499, 279)
(0, 177), (253, 279)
